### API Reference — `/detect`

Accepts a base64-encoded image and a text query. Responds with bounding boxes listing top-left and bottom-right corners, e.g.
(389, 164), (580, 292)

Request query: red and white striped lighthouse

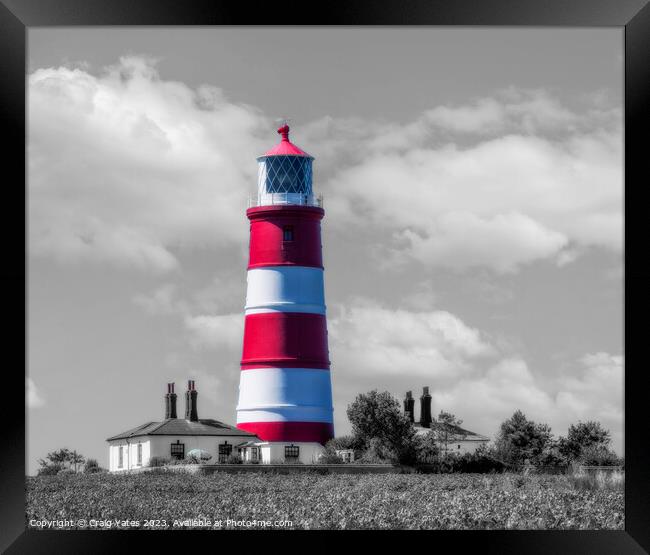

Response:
(236, 124), (334, 452)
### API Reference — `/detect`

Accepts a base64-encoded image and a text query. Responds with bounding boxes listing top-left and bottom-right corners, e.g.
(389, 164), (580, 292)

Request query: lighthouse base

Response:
(236, 440), (326, 465)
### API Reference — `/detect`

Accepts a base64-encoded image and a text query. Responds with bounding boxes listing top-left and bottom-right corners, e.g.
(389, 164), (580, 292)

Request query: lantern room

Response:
(255, 124), (319, 207)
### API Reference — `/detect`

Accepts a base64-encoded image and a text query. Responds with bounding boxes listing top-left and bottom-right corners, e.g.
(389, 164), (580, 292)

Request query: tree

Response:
(324, 435), (361, 452)
(347, 390), (417, 464)
(577, 444), (620, 466)
(558, 421), (612, 461)
(83, 458), (106, 473)
(37, 448), (73, 475)
(494, 410), (553, 465)
(414, 430), (440, 464)
(432, 411), (465, 459)
(37, 448), (90, 475)
(70, 450), (85, 473)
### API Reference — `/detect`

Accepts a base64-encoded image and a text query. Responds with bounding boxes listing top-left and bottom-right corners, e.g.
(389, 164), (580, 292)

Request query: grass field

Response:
(26, 471), (624, 530)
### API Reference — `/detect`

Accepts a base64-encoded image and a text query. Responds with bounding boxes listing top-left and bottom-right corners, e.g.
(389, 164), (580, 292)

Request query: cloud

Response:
(184, 313), (244, 351)
(29, 56), (269, 273)
(27, 378), (46, 409)
(329, 298), (497, 381)
(322, 122), (621, 273)
(133, 283), (188, 315)
(29, 60), (621, 275)
(555, 352), (623, 438)
(399, 211), (567, 273)
(422, 88), (584, 136)
(397, 351), (623, 453)
(328, 298), (623, 452)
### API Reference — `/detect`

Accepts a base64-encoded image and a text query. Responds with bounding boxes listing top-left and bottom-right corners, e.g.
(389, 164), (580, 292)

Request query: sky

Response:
(27, 27), (623, 474)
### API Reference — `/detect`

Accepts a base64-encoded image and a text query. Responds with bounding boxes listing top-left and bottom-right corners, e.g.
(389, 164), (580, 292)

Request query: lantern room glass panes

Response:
(258, 156), (313, 195)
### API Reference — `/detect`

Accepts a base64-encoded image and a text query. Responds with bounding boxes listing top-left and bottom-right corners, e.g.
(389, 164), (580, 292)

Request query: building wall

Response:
(108, 435), (255, 471)
(261, 442), (325, 464)
(442, 440), (489, 456)
(108, 439), (151, 472)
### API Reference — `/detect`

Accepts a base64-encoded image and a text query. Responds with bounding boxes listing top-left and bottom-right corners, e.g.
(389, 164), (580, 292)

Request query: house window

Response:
(458, 445), (461, 449)
(251, 447), (259, 462)
(118, 446), (123, 469)
(170, 441), (185, 460)
(137, 443), (142, 465)
(283, 225), (294, 241)
(285, 445), (300, 461)
(218, 442), (232, 463)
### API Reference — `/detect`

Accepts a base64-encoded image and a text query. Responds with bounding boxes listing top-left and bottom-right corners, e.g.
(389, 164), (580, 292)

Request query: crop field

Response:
(26, 472), (624, 530)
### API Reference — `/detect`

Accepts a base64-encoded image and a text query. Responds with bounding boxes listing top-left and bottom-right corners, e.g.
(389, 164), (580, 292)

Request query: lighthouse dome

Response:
(260, 124), (313, 158)
(255, 124), (318, 207)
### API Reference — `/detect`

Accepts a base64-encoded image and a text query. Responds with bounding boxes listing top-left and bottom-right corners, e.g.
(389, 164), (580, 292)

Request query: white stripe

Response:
(236, 368), (333, 421)
(245, 266), (325, 315)
(236, 407), (334, 424)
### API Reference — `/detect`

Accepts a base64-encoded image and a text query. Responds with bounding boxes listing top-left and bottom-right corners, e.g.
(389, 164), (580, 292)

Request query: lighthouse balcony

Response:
(248, 192), (323, 208)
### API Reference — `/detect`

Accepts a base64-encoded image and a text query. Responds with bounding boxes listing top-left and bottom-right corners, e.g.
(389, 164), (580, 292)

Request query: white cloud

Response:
(555, 352), (623, 436)
(422, 89), (578, 135)
(399, 211), (567, 273)
(29, 59), (621, 275)
(414, 352), (623, 453)
(328, 299), (623, 452)
(184, 313), (244, 351)
(27, 378), (45, 409)
(133, 283), (187, 315)
(323, 122), (621, 272)
(329, 298), (497, 381)
(29, 56), (269, 273)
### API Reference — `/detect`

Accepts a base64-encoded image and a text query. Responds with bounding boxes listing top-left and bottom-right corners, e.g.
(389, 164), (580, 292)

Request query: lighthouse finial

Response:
(277, 118), (290, 142)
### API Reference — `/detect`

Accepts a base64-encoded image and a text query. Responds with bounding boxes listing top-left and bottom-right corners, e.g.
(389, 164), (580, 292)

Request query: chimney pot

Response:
(420, 386), (432, 428)
(404, 391), (415, 423)
(169, 382), (177, 419)
(185, 379), (199, 422)
(165, 383), (178, 419)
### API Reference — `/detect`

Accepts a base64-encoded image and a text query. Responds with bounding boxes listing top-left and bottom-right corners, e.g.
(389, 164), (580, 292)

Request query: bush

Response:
(149, 456), (171, 468)
(358, 438), (396, 464)
(454, 450), (507, 473)
(83, 459), (107, 473)
(578, 445), (620, 467)
(58, 468), (76, 476)
(325, 436), (360, 451)
(36, 462), (64, 476)
(225, 453), (243, 464)
(168, 457), (197, 466)
(569, 468), (624, 491)
(318, 453), (344, 464)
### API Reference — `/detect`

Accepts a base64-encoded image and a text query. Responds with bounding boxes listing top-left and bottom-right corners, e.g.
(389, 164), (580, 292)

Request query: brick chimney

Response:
(164, 383), (170, 419)
(185, 380), (198, 422)
(164, 382), (177, 419)
(404, 391), (415, 423)
(420, 386), (432, 428)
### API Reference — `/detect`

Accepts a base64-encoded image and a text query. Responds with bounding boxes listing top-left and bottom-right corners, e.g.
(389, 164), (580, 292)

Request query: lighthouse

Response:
(235, 124), (334, 463)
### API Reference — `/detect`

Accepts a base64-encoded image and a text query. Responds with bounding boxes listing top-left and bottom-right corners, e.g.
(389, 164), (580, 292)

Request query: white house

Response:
(106, 381), (325, 471)
(406, 388), (490, 456)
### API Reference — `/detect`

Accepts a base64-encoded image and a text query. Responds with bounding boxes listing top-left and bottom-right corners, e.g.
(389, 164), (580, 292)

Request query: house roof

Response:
(106, 418), (259, 441)
(414, 421), (490, 441)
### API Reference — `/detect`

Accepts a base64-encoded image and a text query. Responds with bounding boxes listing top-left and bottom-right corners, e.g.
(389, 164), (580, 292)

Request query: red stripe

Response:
(241, 363), (330, 370)
(241, 312), (330, 369)
(237, 421), (334, 445)
(247, 205), (324, 270)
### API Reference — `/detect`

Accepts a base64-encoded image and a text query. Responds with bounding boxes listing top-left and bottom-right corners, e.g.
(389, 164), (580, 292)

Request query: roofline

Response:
(256, 154), (314, 161)
(106, 432), (258, 441)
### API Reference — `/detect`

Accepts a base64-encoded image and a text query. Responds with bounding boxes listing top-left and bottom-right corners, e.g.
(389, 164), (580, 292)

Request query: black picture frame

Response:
(3, 0), (648, 551)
